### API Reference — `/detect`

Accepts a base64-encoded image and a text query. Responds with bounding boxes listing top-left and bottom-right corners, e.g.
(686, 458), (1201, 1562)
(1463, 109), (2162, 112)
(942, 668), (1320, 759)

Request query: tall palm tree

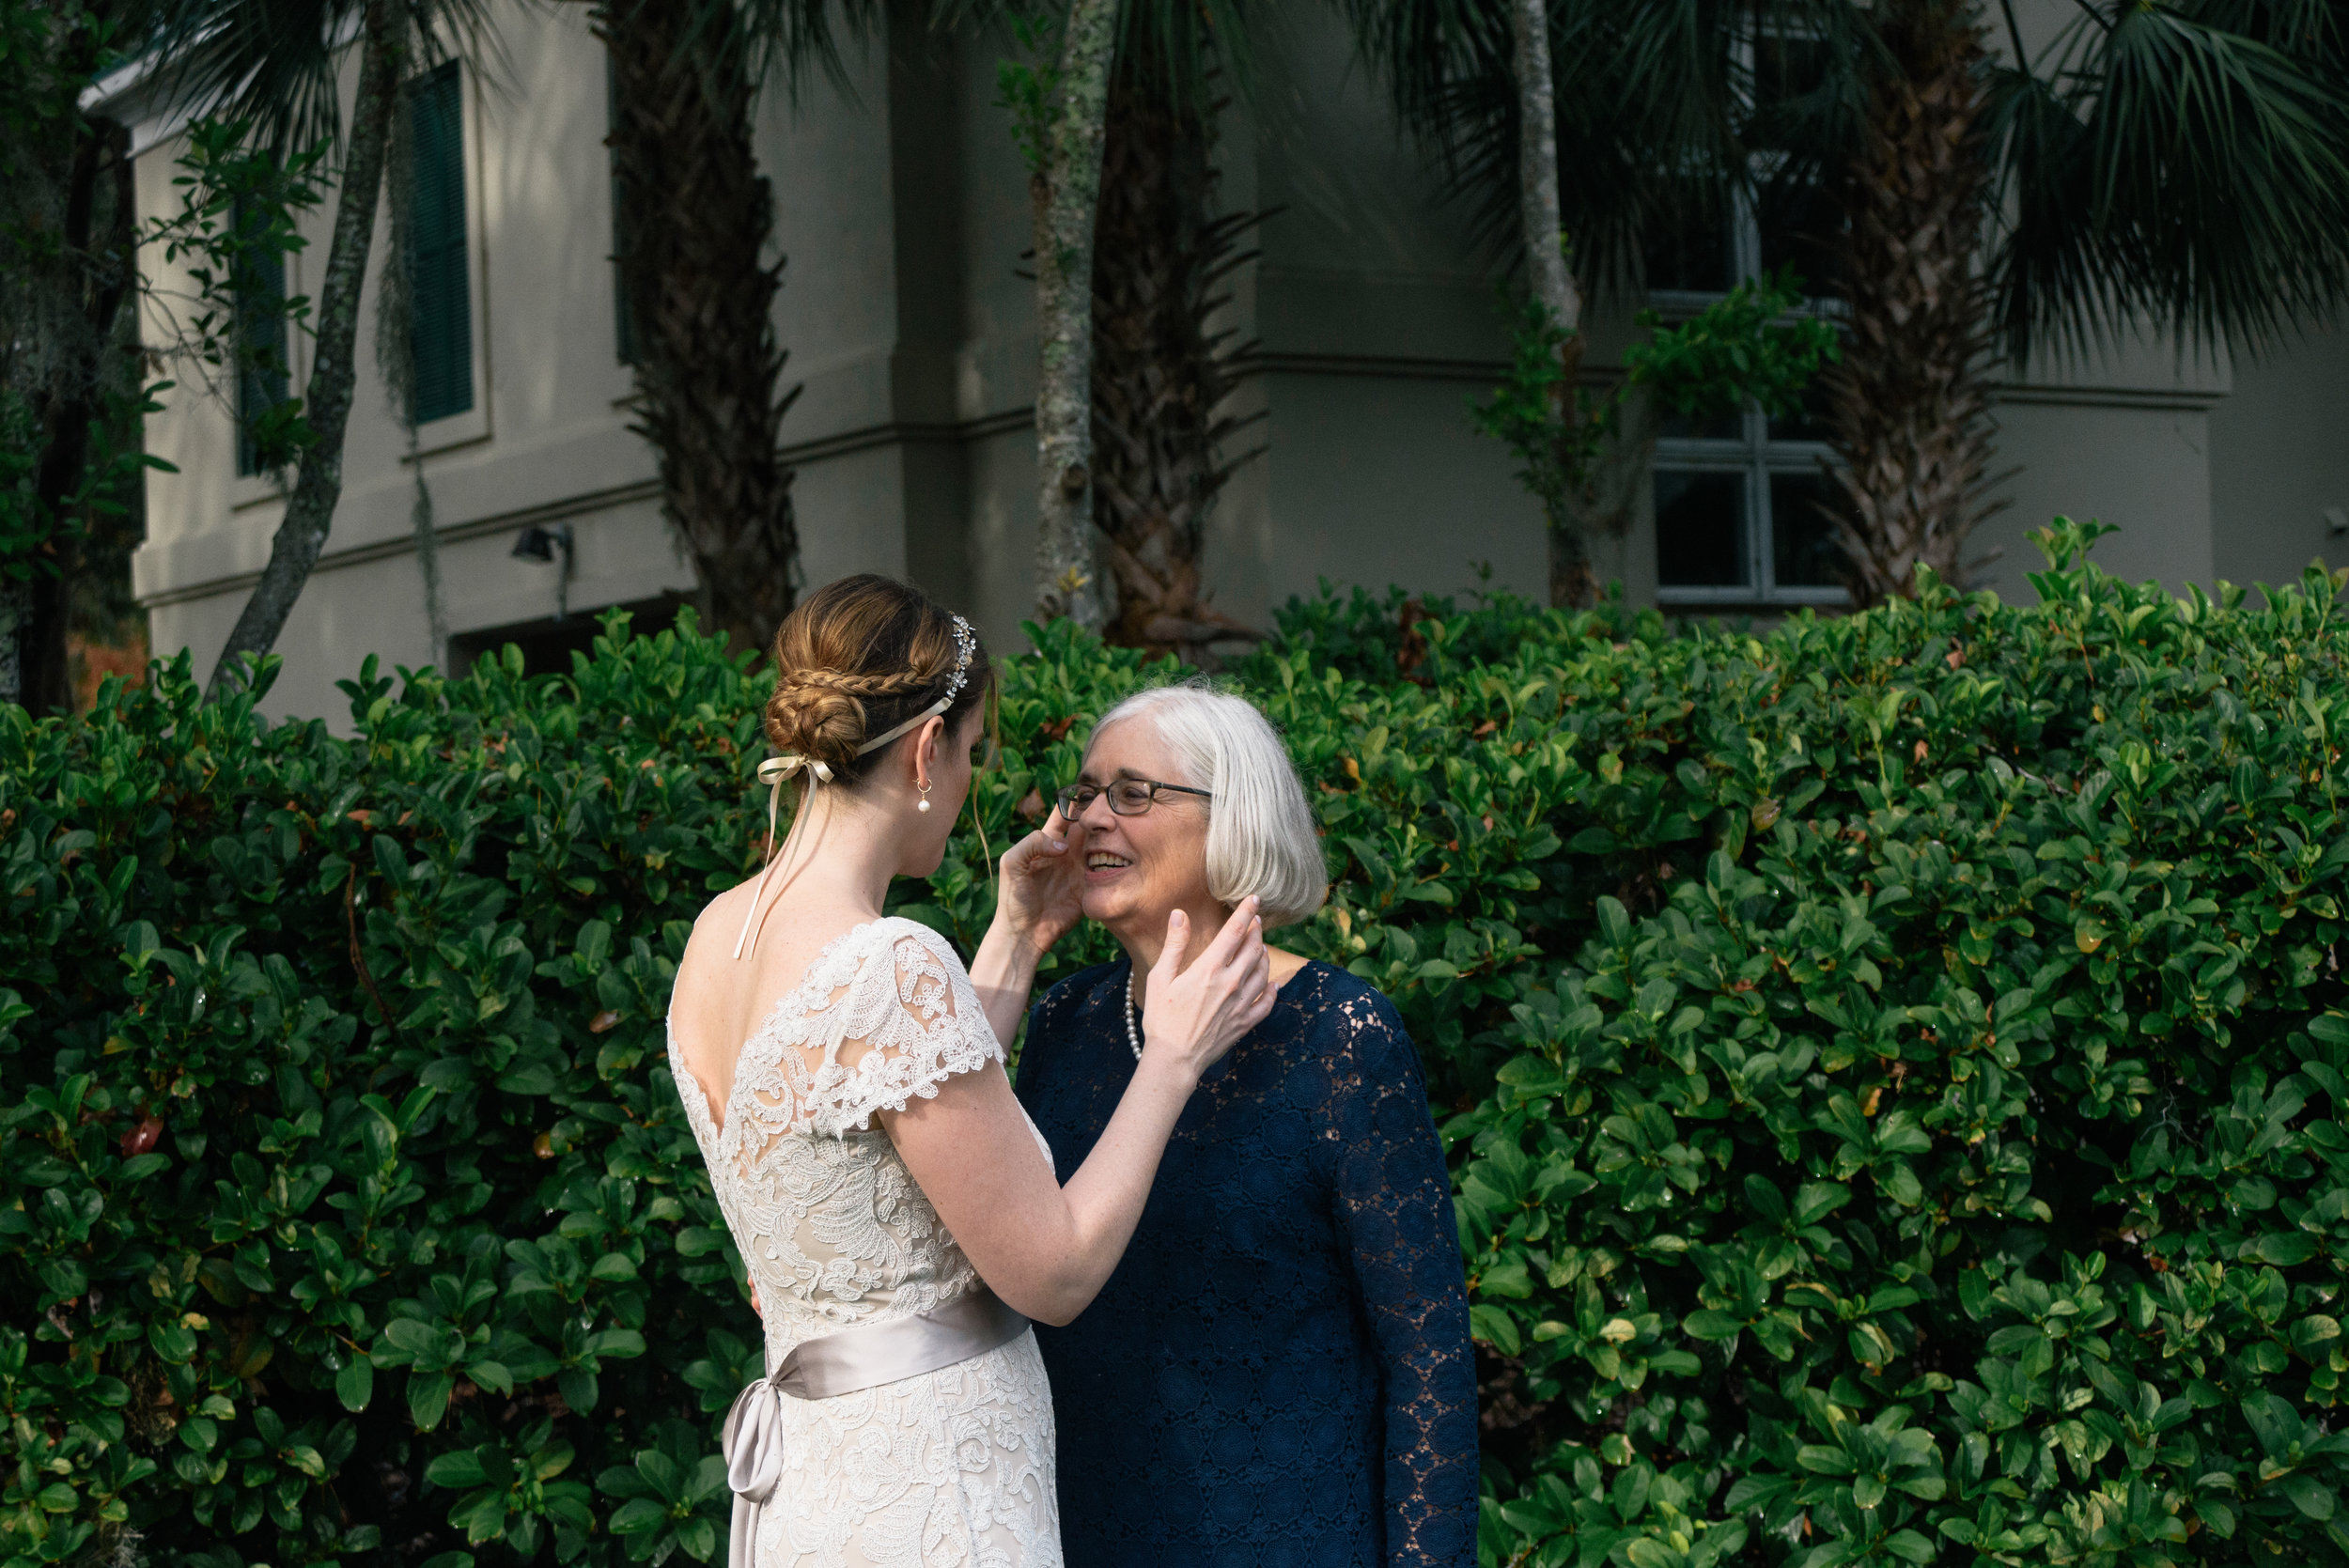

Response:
(1346, 0), (2349, 604)
(980, 0), (1272, 644)
(1817, 0), (2002, 601)
(1823, 0), (2349, 598)
(598, 0), (877, 654)
(1087, 5), (1265, 660)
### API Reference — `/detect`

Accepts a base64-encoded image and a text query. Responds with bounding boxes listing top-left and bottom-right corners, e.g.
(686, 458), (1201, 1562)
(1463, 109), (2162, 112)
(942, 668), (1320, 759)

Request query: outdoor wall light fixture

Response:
(512, 523), (577, 621)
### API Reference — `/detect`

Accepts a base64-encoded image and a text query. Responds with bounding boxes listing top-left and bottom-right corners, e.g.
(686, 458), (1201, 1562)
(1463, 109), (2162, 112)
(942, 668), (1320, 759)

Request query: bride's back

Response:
(668, 877), (875, 1138)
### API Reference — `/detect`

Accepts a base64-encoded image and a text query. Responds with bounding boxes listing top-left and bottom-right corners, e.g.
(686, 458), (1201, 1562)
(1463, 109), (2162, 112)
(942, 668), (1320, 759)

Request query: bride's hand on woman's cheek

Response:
(994, 812), (1086, 955)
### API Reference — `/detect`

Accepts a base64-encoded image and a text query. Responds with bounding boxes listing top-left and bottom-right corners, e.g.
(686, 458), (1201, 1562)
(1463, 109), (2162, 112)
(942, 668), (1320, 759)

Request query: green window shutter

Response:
(408, 62), (474, 424)
(233, 200), (290, 476)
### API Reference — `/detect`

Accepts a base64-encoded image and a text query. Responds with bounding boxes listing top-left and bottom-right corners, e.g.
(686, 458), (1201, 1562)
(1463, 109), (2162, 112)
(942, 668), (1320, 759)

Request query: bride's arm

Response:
(964, 811), (1086, 1048)
(886, 899), (1272, 1327)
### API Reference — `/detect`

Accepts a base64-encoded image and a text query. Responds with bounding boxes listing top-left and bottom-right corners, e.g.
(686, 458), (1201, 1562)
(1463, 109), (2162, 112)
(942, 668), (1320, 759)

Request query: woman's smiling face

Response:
(1069, 717), (1215, 936)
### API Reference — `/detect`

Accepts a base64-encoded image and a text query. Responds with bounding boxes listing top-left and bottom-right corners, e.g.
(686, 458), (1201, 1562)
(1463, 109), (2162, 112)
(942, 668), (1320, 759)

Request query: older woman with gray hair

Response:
(996, 681), (1479, 1568)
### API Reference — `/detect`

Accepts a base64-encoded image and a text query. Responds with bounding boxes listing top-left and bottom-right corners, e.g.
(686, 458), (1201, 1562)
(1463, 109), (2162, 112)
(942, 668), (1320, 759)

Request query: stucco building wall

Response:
(118, 1), (2349, 723)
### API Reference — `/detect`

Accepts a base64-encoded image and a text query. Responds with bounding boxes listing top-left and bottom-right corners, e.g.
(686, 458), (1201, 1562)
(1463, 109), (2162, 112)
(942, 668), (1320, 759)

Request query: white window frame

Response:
(1648, 39), (1850, 611)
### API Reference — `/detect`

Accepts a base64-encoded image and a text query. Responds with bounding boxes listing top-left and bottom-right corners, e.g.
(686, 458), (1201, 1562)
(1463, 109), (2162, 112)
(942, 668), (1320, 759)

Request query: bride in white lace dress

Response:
(665, 576), (1272, 1568)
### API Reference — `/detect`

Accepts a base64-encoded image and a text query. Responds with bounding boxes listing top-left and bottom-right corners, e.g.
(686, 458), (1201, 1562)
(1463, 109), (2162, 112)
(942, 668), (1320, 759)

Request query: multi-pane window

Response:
(407, 62), (473, 424)
(1645, 34), (1848, 606)
(233, 201), (289, 477)
(1650, 397), (1845, 602)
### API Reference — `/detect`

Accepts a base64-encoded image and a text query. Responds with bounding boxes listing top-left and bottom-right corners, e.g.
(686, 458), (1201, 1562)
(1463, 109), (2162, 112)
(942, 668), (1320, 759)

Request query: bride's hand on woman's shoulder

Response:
(991, 809), (1086, 956)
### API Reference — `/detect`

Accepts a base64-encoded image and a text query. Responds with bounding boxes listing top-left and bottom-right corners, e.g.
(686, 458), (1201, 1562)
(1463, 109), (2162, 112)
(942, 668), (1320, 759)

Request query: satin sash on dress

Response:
(720, 1287), (1030, 1566)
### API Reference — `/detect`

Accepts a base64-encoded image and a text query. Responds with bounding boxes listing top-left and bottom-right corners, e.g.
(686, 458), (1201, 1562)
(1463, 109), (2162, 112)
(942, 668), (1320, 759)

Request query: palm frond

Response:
(678, 0), (881, 104)
(1340, 0), (1833, 298)
(1982, 60), (2105, 361)
(1988, 1), (2349, 358)
(142, 0), (496, 156)
(144, 0), (353, 151)
(1115, 0), (1260, 116)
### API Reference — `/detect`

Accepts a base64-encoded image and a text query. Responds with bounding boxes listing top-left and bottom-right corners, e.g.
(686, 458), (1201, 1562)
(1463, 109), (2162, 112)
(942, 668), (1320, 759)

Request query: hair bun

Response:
(759, 575), (994, 790)
(761, 666), (938, 770)
(762, 674), (866, 770)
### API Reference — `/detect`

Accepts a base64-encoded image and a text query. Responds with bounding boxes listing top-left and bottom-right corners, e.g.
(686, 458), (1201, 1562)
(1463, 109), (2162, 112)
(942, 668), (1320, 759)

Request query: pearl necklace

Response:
(1123, 968), (1143, 1062)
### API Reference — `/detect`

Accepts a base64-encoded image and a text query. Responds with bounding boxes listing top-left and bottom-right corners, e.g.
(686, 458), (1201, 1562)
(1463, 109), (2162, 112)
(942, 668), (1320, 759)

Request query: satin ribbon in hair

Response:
(730, 699), (952, 960)
(721, 1286), (1029, 1566)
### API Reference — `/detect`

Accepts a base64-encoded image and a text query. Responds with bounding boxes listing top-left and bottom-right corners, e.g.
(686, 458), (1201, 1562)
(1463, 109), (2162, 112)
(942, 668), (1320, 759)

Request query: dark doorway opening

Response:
(448, 592), (695, 678)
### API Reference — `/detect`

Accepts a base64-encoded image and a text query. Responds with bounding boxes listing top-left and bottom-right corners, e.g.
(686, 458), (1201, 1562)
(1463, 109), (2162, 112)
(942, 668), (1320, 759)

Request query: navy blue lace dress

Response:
(1014, 958), (1479, 1568)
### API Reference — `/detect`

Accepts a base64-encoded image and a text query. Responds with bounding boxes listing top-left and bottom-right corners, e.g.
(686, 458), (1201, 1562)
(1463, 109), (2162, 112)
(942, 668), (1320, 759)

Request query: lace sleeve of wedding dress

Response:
(1320, 984), (1483, 1568)
(799, 919), (1004, 1138)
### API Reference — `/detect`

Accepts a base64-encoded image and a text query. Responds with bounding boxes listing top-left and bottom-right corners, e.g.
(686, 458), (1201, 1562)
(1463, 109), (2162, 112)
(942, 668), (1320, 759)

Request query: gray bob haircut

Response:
(1088, 681), (1329, 929)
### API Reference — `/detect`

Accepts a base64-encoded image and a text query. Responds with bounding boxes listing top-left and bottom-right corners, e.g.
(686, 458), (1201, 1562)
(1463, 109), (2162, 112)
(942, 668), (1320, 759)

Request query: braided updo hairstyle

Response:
(763, 575), (993, 787)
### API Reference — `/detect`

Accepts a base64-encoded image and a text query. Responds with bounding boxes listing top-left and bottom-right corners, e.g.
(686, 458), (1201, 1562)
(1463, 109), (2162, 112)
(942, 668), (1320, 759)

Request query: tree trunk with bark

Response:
(1089, 59), (1262, 665)
(0, 3), (140, 713)
(599, 0), (800, 655)
(20, 119), (138, 715)
(1821, 0), (2005, 605)
(1559, 384), (1659, 587)
(1030, 0), (1119, 630)
(207, 0), (403, 699)
(1509, 0), (1598, 610)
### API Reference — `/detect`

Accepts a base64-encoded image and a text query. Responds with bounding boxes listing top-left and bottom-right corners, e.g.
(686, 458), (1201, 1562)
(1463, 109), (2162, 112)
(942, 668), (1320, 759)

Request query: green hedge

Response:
(7, 521), (2349, 1568)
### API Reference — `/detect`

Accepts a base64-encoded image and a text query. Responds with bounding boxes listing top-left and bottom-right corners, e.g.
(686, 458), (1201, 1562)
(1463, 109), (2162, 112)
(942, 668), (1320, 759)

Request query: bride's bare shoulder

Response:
(695, 878), (758, 932)
(675, 881), (758, 980)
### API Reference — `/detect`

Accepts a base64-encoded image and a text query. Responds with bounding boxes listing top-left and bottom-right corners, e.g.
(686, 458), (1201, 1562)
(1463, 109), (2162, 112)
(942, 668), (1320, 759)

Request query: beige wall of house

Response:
(119, 0), (2349, 724)
(2210, 316), (2349, 595)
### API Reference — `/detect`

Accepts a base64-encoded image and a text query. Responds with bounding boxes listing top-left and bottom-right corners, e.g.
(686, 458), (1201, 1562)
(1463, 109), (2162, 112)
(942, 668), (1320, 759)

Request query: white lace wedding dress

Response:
(667, 917), (1062, 1568)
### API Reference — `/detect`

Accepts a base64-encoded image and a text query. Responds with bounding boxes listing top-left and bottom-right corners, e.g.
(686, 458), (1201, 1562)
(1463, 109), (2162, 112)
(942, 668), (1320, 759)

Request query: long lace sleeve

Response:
(1321, 985), (1482, 1568)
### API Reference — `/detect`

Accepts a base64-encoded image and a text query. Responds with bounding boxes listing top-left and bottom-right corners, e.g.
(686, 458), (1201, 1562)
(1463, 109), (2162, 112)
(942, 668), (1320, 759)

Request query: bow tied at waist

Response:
(718, 1288), (1029, 1566)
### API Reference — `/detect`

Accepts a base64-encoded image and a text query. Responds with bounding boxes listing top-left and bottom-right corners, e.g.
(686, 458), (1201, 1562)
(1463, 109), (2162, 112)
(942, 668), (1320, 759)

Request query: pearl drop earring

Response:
(917, 781), (933, 813)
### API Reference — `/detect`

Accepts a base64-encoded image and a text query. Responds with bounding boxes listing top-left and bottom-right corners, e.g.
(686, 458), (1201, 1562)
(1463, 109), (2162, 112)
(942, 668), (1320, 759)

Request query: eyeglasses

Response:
(1055, 779), (1213, 818)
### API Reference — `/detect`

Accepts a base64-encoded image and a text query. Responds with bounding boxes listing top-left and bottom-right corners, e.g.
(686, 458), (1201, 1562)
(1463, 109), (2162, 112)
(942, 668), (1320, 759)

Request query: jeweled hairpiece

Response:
(939, 614), (976, 706)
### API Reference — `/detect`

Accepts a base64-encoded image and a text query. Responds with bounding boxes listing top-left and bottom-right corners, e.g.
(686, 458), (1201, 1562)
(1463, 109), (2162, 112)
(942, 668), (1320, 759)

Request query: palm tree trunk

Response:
(1821, 0), (2006, 605)
(1509, 0), (1598, 610)
(599, 0), (799, 654)
(208, 0), (402, 700)
(1089, 58), (1262, 665)
(1030, 0), (1119, 630)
